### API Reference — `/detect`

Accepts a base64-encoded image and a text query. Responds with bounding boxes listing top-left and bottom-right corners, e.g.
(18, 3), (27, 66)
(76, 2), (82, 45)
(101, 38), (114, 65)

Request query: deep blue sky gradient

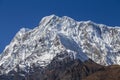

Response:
(0, 0), (120, 53)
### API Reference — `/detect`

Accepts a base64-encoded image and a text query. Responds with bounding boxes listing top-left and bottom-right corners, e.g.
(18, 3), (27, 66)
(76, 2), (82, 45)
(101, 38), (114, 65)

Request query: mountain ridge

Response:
(0, 15), (120, 77)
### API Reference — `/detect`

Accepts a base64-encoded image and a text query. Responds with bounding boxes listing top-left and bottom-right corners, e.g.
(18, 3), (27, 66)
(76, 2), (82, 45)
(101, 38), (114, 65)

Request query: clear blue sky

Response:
(0, 0), (120, 53)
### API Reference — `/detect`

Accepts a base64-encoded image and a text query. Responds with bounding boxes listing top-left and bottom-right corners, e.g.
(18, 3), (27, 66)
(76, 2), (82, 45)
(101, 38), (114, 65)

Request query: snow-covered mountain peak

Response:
(39, 14), (59, 26)
(0, 15), (120, 74)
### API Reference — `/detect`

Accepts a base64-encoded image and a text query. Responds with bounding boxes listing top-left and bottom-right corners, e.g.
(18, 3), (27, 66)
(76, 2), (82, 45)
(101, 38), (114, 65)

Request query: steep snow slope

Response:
(0, 15), (120, 74)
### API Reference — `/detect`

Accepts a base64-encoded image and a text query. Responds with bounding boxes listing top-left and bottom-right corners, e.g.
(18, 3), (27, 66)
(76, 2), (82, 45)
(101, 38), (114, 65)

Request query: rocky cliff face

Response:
(0, 15), (120, 80)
